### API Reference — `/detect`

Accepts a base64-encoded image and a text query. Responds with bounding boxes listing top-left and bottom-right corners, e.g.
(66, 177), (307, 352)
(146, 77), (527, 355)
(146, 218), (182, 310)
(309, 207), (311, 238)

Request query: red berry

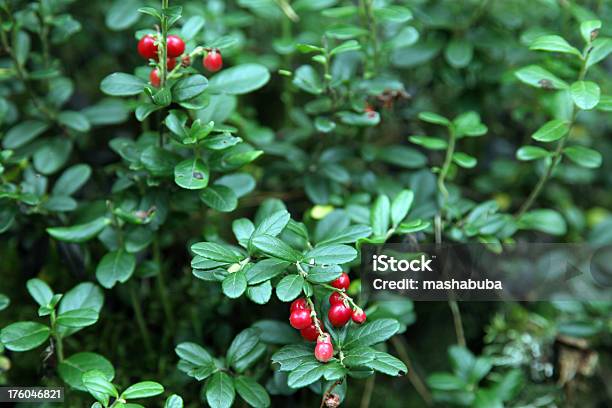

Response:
(166, 35), (185, 58)
(352, 309), (366, 324)
(331, 273), (350, 290)
(328, 303), (352, 327)
(329, 292), (344, 305)
(138, 34), (158, 59)
(203, 49), (223, 72)
(167, 57), (177, 70)
(300, 319), (321, 342)
(290, 298), (308, 312)
(314, 340), (334, 362)
(289, 309), (312, 330)
(149, 69), (160, 87)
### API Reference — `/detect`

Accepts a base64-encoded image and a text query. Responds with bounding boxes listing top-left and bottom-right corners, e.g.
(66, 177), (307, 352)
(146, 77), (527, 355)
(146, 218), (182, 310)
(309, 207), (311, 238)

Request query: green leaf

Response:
(2, 120), (49, 149)
(418, 112), (450, 126)
(208, 64), (270, 95)
(235, 376), (271, 408)
(53, 164), (92, 196)
(174, 158), (209, 190)
(172, 75), (209, 102)
(304, 244), (357, 265)
(26, 278), (53, 307)
(191, 242), (242, 263)
(427, 372), (466, 391)
(305, 265), (342, 284)
(252, 235), (303, 262)
(141, 146), (180, 176)
(287, 361), (326, 388)
(292, 65), (323, 95)
(276, 274), (304, 301)
(515, 65), (568, 89)
(206, 372), (235, 408)
(247, 281), (272, 304)
(222, 270), (247, 298)
(444, 39), (473, 68)
(0, 294), (9, 311)
(518, 209), (567, 235)
(0, 321), (50, 351)
(122, 381), (164, 399)
(58, 352), (115, 391)
(570, 81), (600, 110)
(176, 342), (213, 366)
(82, 369), (119, 402)
(452, 152), (477, 169)
(532, 119), (569, 142)
(58, 283), (104, 337)
(409, 135), (447, 150)
(56, 308), (99, 328)
(529, 35), (581, 57)
(373, 5), (412, 23)
(245, 259), (289, 284)
(100, 73), (146, 96)
(271, 344), (315, 371)
(106, 0), (141, 31)
(95, 250), (136, 289)
(318, 225), (372, 245)
(58, 111), (91, 132)
(325, 24), (368, 40)
(252, 210), (290, 238)
(580, 20), (601, 43)
(367, 351), (408, 376)
(200, 185), (238, 212)
(391, 190), (414, 227)
(227, 328), (260, 367)
(516, 146), (549, 161)
(564, 145), (602, 168)
(371, 195), (390, 237)
(586, 38), (612, 69)
(329, 40), (361, 56)
(181, 16), (205, 41)
(453, 111), (487, 137)
(33, 138), (72, 174)
(47, 217), (110, 243)
(344, 318), (400, 349)
(597, 95), (612, 112)
(165, 394), (184, 408)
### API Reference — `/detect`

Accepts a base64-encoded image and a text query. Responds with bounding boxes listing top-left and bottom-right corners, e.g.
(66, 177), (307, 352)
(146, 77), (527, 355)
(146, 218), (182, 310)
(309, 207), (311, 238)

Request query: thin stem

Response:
(159, 0), (169, 87)
(390, 336), (433, 405)
(50, 311), (64, 362)
(129, 281), (154, 356)
(319, 379), (342, 408)
(437, 126), (456, 207)
(305, 296), (324, 336)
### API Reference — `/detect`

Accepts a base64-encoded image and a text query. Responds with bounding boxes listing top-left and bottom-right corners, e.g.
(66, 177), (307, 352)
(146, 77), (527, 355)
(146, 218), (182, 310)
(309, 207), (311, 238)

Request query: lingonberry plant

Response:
(1, 0), (611, 407)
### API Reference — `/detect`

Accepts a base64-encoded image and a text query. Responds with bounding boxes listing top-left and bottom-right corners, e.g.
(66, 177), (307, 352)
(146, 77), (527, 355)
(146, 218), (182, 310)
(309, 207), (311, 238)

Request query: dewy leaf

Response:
(529, 35), (582, 57)
(206, 372), (235, 408)
(391, 190), (414, 227)
(56, 308), (99, 328)
(276, 274), (304, 301)
(518, 209), (567, 236)
(234, 376), (271, 408)
(121, 381), (164, 399)
(532, 119), (569, 142)
(208, 64), (270, 95)
(371, 195), (390, 237)
(0, 321), (50, 351)
(47, 217), (111, 243)
(95, 250), (136, 289)
(174, 158), (209, 190)
(251, 235), (303, 262)
(570, 81), (600, 110)
(514, 65), (568, 89)
(344, 318), (400, 349)
(100, 73), (146, 96)
(564, 145), (602, 168)
(26, 278), (53, 307)
(172, 75), (209, 102)
(58, 352), (115, 391)
(303, 244), (357, 265)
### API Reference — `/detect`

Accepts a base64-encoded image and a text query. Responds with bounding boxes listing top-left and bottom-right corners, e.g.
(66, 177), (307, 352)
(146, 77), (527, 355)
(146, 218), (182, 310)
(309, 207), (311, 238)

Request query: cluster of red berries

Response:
(287, 273), (366, 363)
(137, 33), (223, 87)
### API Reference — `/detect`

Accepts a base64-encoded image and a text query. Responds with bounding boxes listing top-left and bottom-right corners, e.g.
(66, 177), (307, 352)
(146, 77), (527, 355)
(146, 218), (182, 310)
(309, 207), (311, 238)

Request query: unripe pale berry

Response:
(149, 69), (160, 87)
(315, 340), (334, 362)
(331, 272), (350, 290)
(328, 303), (352, 327)
(290, 298), (308, 312)
(289, 309), (312, 330)
(329, 292), (344, 305)
(166, 35), (185, 58)
(352, 308), (366, 324)
(203, 49), (223, 72)
(138, 34), (158, 59)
